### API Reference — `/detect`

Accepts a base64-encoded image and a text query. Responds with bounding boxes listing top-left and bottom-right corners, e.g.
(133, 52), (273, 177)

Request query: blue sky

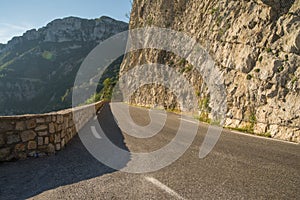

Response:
(0, 0), (132, 44)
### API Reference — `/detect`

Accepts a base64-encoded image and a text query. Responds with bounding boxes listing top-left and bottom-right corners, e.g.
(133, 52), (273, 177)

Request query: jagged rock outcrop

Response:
(2, 16), (127, 52)
(121, 0), (300, 142)
(0, 16), (127, 115)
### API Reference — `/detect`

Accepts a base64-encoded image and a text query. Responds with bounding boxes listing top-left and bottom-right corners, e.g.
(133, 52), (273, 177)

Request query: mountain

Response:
(120, 0), (300, 142)
(0, 16), (128, 115)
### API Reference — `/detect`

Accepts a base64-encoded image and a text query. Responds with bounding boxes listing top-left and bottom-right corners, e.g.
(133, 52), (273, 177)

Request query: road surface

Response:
(0, 103), (299, 199)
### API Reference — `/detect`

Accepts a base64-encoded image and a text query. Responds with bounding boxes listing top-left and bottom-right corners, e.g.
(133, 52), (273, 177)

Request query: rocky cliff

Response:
(0, 16), (127, 115)
(121, 0), (300, 142)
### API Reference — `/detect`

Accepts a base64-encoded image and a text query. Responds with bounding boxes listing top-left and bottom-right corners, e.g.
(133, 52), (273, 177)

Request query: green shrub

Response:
(199, 97), (210, 110)
(184, 64), (193, 72)
(246, 74), (252, 80)
(257, 132), (272, 138)
(291, 76), (298, 84)
(146, 16), (153, 25)
(210, 7), (219, 15)
(196, 112), (211, 124)
(285, 54), (289, 61)
(179, 58), (186, 65)
(277, 65), (284, 72)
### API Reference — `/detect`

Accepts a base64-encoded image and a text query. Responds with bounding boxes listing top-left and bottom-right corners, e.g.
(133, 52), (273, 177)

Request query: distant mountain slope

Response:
(0, 16), (127, 115)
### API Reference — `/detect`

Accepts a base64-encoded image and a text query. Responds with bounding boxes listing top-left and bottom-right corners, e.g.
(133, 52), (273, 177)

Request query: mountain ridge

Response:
(0, 16), (128, 115)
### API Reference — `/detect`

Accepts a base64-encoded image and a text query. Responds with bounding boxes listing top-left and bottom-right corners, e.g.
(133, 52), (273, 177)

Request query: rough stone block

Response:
(49, 135), (54, 143)
(57, 115), (64, 124)
(6, 133), (20, 144)
(52, 116), (57, 122)
(44, 137), (49, 145)
(28, 141), (37, 150)
(61, 130), (66, 138)
(0, 121), (14, 132)
(38, 137), (43, 146)
(57, 124), (62, 132)
(49, 123), (55, 134)
(20, 130), (36, 142)
(0, 134), (5, 146)
(47, 144), (55, 154)
(38, 131), (48, 136)
(38, 145), (48, 151)
(55, 143), (61, 151)
(0, 147), (11, 160)
(36, 118), (45, 123)
(14, 143), (26, 152)
(35, 125), (48, 131)
(55, 133), (61, 143)
(61, 138), (65, 148)
(64, 117), (69, 128)
(15, 121), (26, 131)
(26, 119), (36, 129)
(69, 119), (74, 127)
(17, 152), (27, 160)
(45, 116), (52, 123)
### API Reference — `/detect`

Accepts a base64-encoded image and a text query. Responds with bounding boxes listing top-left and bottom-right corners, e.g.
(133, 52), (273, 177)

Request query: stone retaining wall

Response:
(0, 101), (105, 161)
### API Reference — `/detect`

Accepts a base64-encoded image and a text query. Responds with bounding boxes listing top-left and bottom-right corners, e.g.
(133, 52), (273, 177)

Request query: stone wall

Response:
(0, 101), (104, 161)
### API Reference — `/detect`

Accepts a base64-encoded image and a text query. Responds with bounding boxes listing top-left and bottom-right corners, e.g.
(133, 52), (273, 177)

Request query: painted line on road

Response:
(228, 129), (299, 145)
(155, 112), (167, 116)
(145, 177), (185, 200)
(91, 126), (102, 139)
(181, 118), (199, 125)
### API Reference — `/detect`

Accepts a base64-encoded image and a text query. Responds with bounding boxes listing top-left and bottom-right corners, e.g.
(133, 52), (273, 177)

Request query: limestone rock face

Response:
(121, 0), (300, 142)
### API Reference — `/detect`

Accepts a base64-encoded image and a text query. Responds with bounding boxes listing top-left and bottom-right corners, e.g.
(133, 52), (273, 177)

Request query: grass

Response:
(226, 126), (272, 138)
(226, 126), (253, 133)
(199, 97), (210, 111)
(256, 132), (272, 138)
(216, 16), (222, 27)
(195, 112), (211, 124)
(195, 90), (200, 97)
(291, 76), (298, 84)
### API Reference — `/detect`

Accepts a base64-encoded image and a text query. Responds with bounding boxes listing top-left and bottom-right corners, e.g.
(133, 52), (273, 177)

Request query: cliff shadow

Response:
(0, 103), (130, 200)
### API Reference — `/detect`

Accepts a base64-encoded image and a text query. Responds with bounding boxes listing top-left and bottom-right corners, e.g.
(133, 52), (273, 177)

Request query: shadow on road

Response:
(0, 103), (130, 200)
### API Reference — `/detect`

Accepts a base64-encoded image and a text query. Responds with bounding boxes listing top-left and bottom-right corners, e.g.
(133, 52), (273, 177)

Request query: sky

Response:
(0, 0), (132, 44)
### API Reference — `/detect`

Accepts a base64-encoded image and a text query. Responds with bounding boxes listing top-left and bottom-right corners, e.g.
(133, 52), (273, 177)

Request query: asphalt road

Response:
(0, 103), (299, 199)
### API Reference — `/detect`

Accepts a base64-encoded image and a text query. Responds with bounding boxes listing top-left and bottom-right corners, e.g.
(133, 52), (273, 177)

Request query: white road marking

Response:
(91, 126), (102, 139)
(228, 130), (298, 145)
(93, 115), (98, 120)
(181, 118), (199, 125)
(156, 112), (167, 116)
(145, 177), (186, 200)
